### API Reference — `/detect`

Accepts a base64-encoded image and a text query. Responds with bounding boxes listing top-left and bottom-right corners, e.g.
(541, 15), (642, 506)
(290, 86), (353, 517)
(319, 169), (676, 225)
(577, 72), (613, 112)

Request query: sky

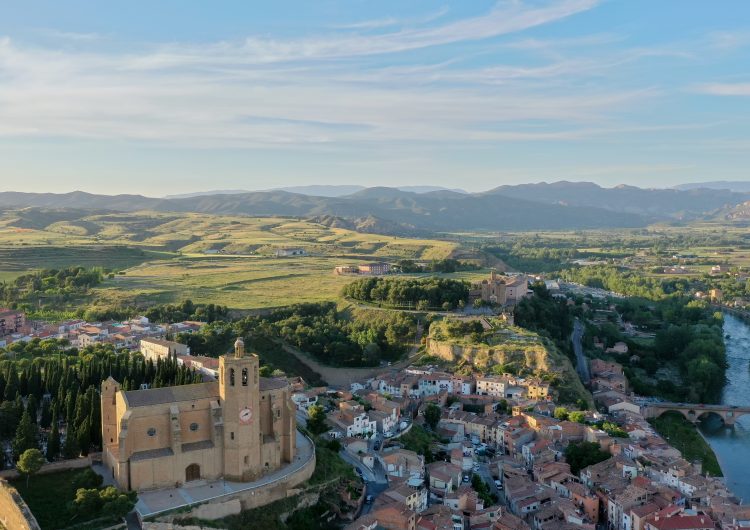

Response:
(1, 1), (750, 196)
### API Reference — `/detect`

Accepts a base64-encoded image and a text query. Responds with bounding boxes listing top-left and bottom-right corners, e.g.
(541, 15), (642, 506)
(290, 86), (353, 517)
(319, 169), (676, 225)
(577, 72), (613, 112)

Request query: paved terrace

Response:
(95, 430), (314, 519)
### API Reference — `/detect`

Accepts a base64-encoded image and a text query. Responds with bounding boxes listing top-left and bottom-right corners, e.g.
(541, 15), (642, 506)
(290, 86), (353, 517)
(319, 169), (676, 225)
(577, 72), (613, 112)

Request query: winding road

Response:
(281, 321), (423, 388)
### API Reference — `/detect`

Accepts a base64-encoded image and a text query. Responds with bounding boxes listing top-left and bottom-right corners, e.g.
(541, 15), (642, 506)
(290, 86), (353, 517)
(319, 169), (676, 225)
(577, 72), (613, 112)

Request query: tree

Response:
(568, 411), (586, 424)
(13, 409), (38, 459)
(99, 487), (137, 519)
(306, 405), (328, 435)
(424, 404), (441, 430)
(564, 441), (611, 475)
(71, 488), (102, 517)
(63, 427), (80, 459)
(473, 299), (484, 309)
(553, 407), (569, 421)
(46, 417), (60, 461)
(17, 448), (45, 488)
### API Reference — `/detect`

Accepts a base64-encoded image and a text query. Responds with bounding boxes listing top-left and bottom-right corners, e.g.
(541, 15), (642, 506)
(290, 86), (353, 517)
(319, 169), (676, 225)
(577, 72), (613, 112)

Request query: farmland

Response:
(0, 208), (484, 309)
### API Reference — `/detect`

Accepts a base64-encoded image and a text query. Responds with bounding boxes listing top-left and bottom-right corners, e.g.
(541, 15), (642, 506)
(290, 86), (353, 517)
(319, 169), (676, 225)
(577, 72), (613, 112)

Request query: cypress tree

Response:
(46, 414), (60, 461)
(40, 399), (52, 429)
(13, 409), (39, 459)
(62, 425), (79, 459)
(26, 394), (38, 424)
(4, 369), (19, 401)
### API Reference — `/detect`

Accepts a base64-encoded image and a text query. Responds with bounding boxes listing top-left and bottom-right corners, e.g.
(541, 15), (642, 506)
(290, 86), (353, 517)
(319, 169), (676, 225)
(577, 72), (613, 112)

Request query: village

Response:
(2, 267), (750, 530)
(296, 354), (750, 530)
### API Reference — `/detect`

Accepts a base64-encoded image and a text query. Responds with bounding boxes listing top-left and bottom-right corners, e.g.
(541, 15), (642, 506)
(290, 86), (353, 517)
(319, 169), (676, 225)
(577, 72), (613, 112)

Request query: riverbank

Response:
(648, 412), (723, 477)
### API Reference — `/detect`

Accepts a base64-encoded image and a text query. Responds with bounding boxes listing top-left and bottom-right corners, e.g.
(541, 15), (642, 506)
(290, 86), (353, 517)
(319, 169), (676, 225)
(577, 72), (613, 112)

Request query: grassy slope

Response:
(11, 470), (122, 530)
(648, 411), (723, 477)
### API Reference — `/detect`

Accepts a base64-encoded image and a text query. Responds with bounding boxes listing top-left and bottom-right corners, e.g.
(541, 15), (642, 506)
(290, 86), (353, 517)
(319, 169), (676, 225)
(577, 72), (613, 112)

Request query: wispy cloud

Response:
(0, 0), (701, 152)
(706, 30), (750, 51)
(333, 7), (450, 30)
(36, 29), (102, 41)
(693, 82), (750, 96)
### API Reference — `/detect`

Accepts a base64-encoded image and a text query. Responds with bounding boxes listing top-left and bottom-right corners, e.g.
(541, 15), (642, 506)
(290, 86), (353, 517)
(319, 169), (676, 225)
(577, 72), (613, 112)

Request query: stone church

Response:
(101, 338), (296, 491)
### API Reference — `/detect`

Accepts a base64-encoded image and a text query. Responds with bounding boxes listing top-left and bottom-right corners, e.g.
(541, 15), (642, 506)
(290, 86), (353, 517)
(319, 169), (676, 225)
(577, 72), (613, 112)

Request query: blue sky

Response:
(1, 1), (749, 195)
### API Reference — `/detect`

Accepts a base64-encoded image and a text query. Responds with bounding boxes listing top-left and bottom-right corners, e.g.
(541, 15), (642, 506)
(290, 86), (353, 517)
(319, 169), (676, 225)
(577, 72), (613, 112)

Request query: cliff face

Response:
(425, 338), (553, 373)
(425, 326), (592, 406)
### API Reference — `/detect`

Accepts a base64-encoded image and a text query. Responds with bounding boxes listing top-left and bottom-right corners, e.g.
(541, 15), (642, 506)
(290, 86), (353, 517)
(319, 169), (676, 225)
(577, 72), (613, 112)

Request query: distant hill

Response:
(2, 181), (750, 233)
(163, 190), (250, 199)
(674, 181), (750, 193)
(270, 185), (467, 196)
(486, 181), (748, 219)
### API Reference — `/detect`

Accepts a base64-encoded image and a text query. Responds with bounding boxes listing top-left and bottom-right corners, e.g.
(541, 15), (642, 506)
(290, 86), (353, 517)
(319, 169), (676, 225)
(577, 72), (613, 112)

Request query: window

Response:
(147, 428), (156, 437)
(190, 422), (199, 431)
(230, 368), (235, 386)
(231, 432), (235, 440)
(242, 368), (248, 386)
(244, 456), (249, 465)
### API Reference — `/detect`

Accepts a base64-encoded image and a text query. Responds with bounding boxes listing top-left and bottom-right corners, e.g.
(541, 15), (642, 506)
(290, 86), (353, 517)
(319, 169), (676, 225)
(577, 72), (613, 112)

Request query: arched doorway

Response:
(185, 464), (200, 482)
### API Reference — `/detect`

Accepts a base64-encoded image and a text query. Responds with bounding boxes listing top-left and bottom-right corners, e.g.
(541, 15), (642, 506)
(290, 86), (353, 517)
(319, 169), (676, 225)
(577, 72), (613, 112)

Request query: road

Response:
(571, 318), (590, 385)
(360, 481), (389, 515)
(338, 449), (388, 484)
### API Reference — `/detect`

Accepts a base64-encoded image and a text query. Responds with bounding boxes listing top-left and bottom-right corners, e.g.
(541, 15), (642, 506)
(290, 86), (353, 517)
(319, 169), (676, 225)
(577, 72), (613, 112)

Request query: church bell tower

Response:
(219, 337), (261, 480)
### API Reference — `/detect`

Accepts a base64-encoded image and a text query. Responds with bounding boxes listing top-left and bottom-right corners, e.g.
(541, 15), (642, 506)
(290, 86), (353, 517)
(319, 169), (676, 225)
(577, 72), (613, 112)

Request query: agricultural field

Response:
(0, 208), (480, 309)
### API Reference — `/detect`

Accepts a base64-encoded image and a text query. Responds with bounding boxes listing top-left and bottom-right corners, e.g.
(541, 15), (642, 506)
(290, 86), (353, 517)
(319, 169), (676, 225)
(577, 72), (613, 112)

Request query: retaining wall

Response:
(0, 478), (41, 530)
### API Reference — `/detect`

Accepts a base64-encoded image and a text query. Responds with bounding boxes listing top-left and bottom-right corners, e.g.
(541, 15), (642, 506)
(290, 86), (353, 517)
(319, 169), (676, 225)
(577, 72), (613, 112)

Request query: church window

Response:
(147, 428), (156, 437)
(242, 368), (248, 386)
(230, 368), (235, 386)
(190, 422), (199, 431)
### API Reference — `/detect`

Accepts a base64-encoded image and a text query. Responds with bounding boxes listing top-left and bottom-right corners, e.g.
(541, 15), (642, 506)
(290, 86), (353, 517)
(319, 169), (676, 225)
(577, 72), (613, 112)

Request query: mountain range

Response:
(164, 185), (467, 199)
(1, 181), (748, 233)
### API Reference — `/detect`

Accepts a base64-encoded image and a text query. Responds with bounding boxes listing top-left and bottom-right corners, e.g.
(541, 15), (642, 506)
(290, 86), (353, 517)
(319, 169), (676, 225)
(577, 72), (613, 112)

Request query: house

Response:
(382, 448), (425, 479)
(380, 479), (428, 513)
(358, 262), (391, 275)
(140, 338), (190, 361)
(644, 507), (715, 530)
(426, 461), (462, 498)
(335, 265), (359, 275)
(476, 376), (510, 397)
(275, 247), (307, 257)
(0, 309), (26, 336)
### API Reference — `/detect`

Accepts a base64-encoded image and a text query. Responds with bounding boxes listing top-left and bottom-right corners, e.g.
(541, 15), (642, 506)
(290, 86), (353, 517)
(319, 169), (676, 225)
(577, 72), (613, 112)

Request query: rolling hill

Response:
(2, 181), (749, 232)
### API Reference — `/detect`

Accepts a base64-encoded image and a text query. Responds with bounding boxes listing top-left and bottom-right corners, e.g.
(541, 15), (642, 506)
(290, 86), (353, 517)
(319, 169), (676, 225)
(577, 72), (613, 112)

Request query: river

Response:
(699, 313), (750, 502)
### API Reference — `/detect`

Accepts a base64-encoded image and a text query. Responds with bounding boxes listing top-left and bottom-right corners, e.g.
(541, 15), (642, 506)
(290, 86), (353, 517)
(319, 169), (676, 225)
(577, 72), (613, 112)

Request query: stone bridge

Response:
(642, 402), (750, 426)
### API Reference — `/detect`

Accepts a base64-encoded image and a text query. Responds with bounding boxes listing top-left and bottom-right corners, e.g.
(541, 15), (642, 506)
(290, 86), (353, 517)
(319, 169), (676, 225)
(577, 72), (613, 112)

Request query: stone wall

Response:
(0, 478), (41, 530)
(152, 439), (316, 522)
(0, 456), (92, 481)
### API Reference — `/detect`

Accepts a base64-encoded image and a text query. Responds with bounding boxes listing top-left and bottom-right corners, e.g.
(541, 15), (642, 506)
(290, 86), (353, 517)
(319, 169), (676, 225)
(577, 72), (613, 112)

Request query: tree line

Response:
(0, 340), (201, 468)
(342, 277), (470, 310)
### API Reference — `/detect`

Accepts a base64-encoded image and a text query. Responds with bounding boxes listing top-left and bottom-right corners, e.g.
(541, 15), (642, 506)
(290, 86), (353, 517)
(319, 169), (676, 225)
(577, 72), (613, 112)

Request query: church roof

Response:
(122, 382), (219, 407)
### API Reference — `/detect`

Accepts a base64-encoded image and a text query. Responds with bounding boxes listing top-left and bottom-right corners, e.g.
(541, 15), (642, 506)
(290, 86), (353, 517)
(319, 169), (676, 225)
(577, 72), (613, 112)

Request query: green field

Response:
(0, 208), (484, 309)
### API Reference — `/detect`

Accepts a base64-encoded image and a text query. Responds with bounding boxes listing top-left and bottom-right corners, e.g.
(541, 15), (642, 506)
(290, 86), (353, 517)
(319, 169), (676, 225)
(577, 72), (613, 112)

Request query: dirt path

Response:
(281, 321), (423, 388)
